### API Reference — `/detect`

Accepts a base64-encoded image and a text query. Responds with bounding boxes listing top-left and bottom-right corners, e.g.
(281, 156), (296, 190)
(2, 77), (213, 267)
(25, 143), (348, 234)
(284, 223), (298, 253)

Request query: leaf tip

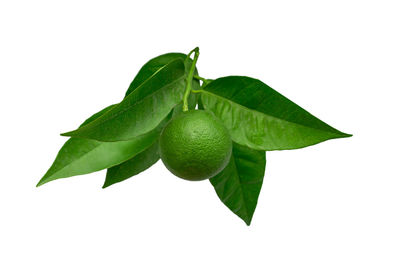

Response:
(336, 131), (352, 139)
(243, 216), (253, 226)
(328, 129), (352, 140)
(60, 131), (74, 137)
(36, 179), (46, 187)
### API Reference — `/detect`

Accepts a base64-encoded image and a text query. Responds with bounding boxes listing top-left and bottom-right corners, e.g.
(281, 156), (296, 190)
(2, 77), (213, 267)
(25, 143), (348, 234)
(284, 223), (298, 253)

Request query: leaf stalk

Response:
(182, 47), (200, 111)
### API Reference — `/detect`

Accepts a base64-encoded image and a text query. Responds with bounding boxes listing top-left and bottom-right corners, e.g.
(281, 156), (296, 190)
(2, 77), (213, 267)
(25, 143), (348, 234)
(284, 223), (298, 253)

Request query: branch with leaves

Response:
(37, 48), (351, 225)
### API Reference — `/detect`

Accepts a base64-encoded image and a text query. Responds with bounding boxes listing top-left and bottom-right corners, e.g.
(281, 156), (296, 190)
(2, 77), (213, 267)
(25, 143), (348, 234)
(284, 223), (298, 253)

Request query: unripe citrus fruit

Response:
(159, 110), (232, 181)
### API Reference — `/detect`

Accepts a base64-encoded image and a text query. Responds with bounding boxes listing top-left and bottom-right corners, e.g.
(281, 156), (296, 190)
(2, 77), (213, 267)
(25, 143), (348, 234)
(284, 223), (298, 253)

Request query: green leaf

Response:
(103, 139), (160, 188)
(61, 58), (186, 142)
(126, 52), (199, 115)
(210, 142), (266, 225)
(201, 76), (351, 150)
(101, 97), (197, 188)
(125, 52), (200, 97)
(101, 53), (199, 188)
(37, 106), (168, 187)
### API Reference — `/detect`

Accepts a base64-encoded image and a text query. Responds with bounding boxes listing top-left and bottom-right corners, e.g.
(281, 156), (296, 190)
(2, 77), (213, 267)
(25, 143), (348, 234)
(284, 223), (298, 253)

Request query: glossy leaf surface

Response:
(201, 76), (351, 150)
(103, 140), (160, 188)
(125, 52), (199, 113)
(210, 142), (266, 225)
(125, 52), (199, 114)
(62, 58), (186, 142)
(125, 52), (200, 97)
(103, 52), (199, 187)
(37, 105), (166, 187)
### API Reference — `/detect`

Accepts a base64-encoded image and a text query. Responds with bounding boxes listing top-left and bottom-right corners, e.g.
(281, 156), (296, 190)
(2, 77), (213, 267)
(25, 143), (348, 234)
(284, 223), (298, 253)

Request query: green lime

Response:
(159, 110), (232, 181)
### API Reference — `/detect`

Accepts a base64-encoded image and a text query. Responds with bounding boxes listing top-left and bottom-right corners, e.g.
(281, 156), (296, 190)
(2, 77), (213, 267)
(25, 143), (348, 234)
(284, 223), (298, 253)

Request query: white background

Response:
(1, 0), (399, 266)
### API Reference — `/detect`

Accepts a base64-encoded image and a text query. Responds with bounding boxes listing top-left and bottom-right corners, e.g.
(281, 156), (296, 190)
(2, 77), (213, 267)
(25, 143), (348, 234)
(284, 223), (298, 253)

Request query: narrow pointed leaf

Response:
(210, 142), (266, 225)
(201, 76), (351, 151)
(103, 139), (160, 188)
(62, 58), (186, 142)
(125, 52), (200, 97)
(37, 106), (169, 187)
(125, 52), (199, 112)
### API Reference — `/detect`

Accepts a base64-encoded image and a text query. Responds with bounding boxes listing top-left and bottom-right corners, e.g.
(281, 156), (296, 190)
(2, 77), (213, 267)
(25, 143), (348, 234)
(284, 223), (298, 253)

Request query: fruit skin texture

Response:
(159, 110), (232, 181)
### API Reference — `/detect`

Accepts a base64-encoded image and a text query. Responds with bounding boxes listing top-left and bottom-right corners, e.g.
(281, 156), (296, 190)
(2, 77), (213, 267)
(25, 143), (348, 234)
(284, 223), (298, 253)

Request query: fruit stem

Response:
(183, 47), (200, 112)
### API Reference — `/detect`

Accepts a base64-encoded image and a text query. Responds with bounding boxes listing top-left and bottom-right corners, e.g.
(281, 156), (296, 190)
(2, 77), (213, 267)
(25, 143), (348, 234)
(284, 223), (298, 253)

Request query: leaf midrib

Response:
(219, 154), (252, 223)
(231, 155), (251, 223)
(201, 90), (345, 136)
(74, 75), (185, 135)
(40, 139), (102, 182)
(105, 137), (160, 185)
(126, 57), (183, 97)
(42, 133), (156, 183)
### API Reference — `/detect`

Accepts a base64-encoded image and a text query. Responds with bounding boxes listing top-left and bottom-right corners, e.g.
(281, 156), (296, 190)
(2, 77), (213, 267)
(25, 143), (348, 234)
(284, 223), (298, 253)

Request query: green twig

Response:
(193, 75), (207, 83)
(182, 47), (200, 112)
(194, 75), (213, 87)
